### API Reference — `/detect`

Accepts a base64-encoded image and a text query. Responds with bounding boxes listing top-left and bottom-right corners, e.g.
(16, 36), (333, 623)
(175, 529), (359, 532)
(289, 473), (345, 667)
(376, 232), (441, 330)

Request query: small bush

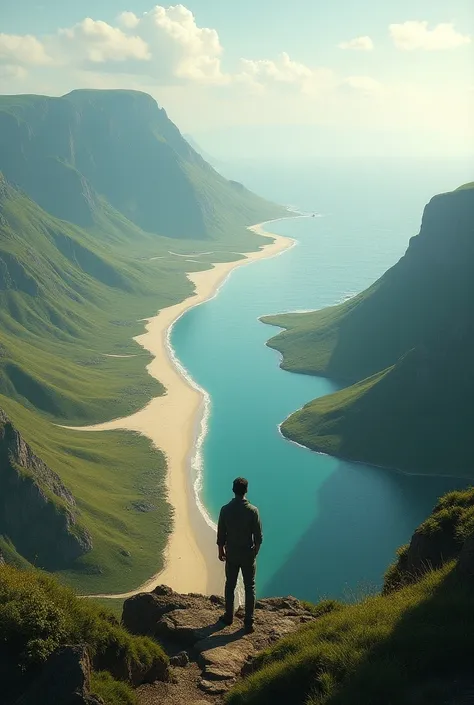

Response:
(0, 565), (167, 677)
(91, 671), (137, 705)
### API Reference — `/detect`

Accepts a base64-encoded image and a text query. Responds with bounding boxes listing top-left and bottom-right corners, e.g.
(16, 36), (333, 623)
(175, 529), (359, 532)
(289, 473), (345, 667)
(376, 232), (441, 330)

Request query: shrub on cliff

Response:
(0, 565), (168, 703)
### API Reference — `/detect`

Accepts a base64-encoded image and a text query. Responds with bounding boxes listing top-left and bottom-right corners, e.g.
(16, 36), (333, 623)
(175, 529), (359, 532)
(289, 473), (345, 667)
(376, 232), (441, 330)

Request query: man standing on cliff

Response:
(217, 477), (263, 633)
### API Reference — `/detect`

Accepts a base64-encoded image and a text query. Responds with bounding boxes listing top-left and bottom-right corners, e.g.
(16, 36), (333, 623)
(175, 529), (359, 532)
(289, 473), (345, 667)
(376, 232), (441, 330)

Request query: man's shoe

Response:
(244, 622), (255, 634)
(219, 614), (233, 626)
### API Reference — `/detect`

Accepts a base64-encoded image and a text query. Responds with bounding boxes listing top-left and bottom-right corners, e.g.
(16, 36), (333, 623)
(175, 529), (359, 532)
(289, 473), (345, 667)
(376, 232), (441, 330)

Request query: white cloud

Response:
(237, 52), (335, 95)
(390, 21), (471, 51)
(134, 4), (227, 83)
(0, 33), (51, 65)
(117, 11), (140, 30)
(338, 36), (374, 51)
(239, 53), (312, 84)
(57, 19), (150, 63)
(50, 5), (228, 84)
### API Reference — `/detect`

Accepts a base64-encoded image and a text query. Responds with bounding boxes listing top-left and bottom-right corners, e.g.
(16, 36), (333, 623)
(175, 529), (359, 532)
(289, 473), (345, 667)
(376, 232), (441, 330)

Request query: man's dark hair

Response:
(233, 477), (248, 497)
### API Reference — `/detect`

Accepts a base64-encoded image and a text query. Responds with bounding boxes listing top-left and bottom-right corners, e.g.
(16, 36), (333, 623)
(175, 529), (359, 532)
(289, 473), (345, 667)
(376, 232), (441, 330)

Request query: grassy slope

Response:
(0, 92), (286, 590)
(228, 563), (474, 705)
(261, 289), (371, 379)
(263, 185), (474, 476)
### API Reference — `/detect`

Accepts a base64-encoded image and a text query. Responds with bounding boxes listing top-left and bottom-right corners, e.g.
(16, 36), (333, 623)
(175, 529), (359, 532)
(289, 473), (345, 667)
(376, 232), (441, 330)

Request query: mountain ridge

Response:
(0, 89), (285, 238)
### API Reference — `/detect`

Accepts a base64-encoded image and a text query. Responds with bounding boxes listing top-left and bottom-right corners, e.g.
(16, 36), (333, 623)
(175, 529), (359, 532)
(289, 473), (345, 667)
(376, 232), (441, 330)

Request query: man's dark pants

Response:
(224, 553), (256, 625)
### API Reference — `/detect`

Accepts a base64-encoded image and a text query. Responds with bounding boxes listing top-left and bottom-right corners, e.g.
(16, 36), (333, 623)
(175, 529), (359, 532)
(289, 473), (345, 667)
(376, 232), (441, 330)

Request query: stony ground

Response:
(121, 586), (316, 705)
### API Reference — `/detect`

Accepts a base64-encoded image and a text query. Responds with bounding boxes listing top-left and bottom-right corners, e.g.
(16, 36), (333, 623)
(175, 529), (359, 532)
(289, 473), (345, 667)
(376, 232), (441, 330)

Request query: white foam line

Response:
(169, 250), (216, 258)
(102, 353), (137, 358)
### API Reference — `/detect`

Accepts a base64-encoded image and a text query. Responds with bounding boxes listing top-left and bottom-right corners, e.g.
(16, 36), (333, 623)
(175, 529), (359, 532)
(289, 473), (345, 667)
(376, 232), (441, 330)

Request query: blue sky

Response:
(1, 1), (473, 158)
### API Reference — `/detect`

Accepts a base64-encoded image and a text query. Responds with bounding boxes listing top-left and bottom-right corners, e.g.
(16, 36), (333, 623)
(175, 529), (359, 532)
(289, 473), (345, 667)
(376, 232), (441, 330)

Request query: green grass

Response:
(88, 598), (125, 620)
(227, 563), (474, 705)
(280, 368), (388, 460)
(91, 671), (137, 705)
(0, 537), (33, 570)
(0, 565), (167, 702)
(261, 291), (368, 379)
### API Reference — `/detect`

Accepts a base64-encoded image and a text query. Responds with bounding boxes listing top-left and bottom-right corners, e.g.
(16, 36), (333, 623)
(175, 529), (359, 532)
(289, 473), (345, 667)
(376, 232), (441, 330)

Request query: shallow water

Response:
(171, 159), (472, 601)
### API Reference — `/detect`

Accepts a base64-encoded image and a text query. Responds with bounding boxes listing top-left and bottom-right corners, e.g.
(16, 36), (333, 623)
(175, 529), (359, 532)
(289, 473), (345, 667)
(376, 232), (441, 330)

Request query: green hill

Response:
(263, 184), (474, 476)
(0, 89), (286, 589)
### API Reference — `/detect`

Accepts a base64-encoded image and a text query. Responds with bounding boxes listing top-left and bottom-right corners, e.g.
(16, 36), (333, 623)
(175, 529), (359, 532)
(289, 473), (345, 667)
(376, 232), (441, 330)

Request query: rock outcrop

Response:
(123, 585), (316, 703)
(13, 645), (103, 705)
(0, 409), (92, 568)
(384, 488), (474, 592)
(93, 640), (168, 688)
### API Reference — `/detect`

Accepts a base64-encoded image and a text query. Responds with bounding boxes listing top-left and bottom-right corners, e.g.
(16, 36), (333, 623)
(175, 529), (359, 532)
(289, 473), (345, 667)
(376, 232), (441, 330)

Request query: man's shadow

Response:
(197, 620), (247, 649)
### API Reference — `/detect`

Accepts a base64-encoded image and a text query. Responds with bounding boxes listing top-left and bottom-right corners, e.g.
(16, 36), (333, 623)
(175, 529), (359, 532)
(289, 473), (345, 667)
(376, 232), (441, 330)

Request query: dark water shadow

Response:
(261, 459), (468, 602)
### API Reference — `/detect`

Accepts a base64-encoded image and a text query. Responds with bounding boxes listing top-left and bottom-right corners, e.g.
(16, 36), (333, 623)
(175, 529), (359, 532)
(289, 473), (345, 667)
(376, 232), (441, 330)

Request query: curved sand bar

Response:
(71, 221), (294, 598)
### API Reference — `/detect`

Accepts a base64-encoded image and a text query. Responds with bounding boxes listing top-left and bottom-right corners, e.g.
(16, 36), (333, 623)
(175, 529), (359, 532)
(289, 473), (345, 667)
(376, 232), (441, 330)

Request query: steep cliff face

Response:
(0, 90), (284, 238)
(264, 184), (474, 475)
(0, 409), (92, 568)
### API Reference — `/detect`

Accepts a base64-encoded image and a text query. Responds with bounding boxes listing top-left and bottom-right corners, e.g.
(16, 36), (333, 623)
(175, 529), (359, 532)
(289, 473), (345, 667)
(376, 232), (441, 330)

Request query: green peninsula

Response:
(263, 184), (474, 476)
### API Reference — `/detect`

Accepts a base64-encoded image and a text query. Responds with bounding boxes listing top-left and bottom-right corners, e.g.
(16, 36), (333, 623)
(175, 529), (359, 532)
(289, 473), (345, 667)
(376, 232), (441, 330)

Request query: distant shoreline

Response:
(71, 217), (297, 599)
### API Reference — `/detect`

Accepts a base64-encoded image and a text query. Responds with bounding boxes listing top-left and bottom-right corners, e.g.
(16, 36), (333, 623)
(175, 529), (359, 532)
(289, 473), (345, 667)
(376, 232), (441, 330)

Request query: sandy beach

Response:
(72, 220), (294, 598)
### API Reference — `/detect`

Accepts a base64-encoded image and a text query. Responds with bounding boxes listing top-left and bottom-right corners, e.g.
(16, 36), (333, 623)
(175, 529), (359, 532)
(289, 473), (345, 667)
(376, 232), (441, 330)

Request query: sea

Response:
(171, 157), (473, 602)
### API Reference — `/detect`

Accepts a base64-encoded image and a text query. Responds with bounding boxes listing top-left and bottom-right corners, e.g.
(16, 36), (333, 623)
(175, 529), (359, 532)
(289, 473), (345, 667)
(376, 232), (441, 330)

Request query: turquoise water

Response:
(171, 159), (472, 602)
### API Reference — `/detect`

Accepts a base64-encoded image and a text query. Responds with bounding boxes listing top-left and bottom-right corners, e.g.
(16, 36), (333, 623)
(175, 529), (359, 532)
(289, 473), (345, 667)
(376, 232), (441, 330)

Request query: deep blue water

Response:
(171, 158), (472, 602)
